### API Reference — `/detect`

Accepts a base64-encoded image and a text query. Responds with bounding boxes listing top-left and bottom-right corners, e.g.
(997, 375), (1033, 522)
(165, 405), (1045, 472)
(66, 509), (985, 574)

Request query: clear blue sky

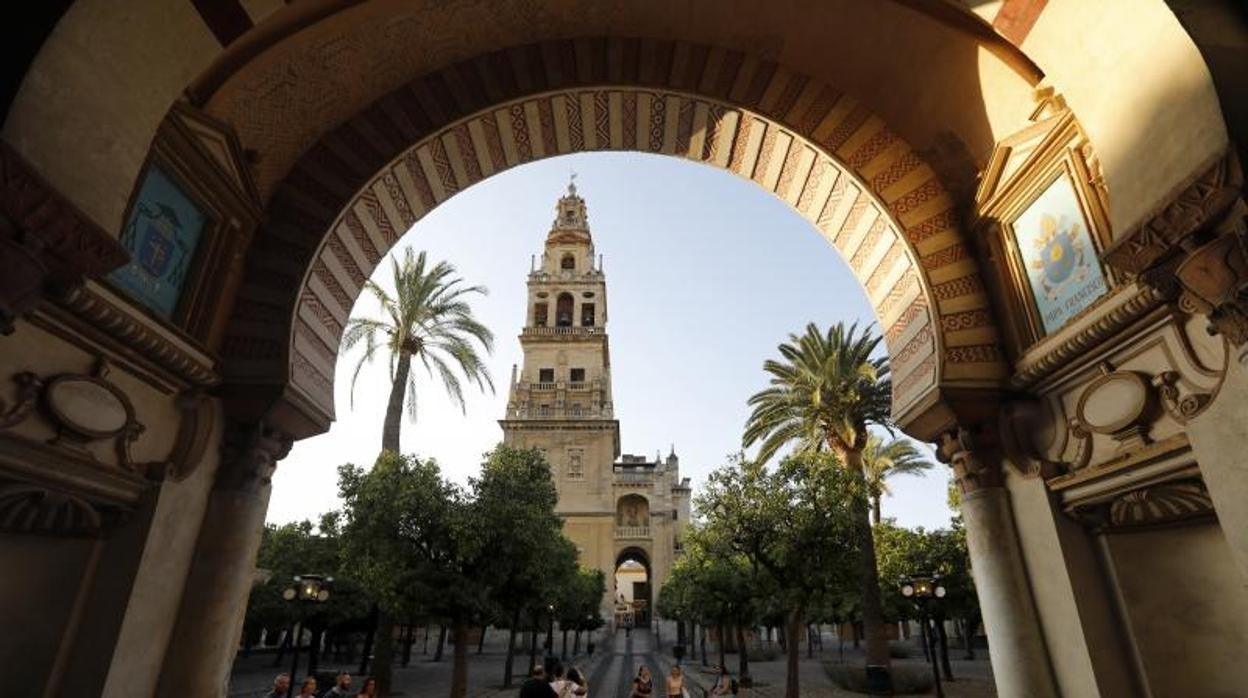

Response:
(267, 152), (956, 530)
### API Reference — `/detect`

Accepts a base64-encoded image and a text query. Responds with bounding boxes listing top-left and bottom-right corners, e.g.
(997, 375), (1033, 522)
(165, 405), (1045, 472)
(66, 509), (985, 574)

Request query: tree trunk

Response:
(783, 609), (802, 698)
(373, 614), (396, 694)
(562, 628), (569, 658)
(478, 626), (487, 655)
(700, 624), (707, 666)
(871, 495), (882, 526)
(434, 624), (448, 662)
(307, 627), (322, 679)
(735, 624), (750, 683)
(716, 624), (726, 670)
(381, 353), (412, 453)
(936, 615), (954, 681)
(807, 623), (814, 659)
(845, 448), (891, 673)
(504, 609), (520, 687)
(450, 622), (470, 698)
(402, 624), (414, 667)
(573, 629), (581, 656)
(528, 612), (539, 673)
(962, 613), (978, 660)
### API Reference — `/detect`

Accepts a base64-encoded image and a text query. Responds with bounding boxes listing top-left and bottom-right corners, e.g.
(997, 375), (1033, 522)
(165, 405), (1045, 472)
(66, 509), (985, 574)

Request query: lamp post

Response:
(900, 575), (946, 698)
(282, 574), (332, 698)
(545, 603), (557, 673)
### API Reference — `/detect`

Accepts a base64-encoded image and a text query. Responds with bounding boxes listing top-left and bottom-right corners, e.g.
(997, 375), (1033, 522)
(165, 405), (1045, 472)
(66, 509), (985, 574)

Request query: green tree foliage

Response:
(693, 452), (860, 698)
(338, 447), (585, 697)
(743, 322), (895, 673)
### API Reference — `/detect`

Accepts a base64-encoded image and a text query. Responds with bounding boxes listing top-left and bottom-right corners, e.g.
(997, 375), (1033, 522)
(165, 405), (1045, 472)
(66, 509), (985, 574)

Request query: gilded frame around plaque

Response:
(975, 108), (1117, 356)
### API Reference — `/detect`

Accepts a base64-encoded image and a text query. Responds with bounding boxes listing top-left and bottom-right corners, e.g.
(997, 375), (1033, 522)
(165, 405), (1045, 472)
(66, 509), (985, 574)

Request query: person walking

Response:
(324, 673), (353, 697)
(709, 666), (736, 696)
(294, 676), (318, 698)
(566, 667), (589, 697)
(265, 674), (291, 698)
(665, 666), (685, 698)
(354, 677), (378, 697)
(520, 664), (556, 698)
(549, 662), (571, 697)
(629, 665), (653, 697)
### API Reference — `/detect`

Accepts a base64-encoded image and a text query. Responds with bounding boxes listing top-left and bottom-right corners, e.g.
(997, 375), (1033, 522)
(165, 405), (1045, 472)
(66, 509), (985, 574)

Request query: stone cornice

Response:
(1009, 283), (1165, 389)
(34, 282), (220, 390)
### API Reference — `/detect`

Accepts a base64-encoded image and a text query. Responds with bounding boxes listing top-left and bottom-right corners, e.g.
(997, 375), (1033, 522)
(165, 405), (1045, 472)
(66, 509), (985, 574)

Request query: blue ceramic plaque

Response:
(110, 165), (206, 318)
(1013, 173), (1108, 334)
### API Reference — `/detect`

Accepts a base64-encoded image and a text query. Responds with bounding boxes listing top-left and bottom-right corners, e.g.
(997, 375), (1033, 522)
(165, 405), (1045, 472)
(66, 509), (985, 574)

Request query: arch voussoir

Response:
(221, 38), (1008, 437)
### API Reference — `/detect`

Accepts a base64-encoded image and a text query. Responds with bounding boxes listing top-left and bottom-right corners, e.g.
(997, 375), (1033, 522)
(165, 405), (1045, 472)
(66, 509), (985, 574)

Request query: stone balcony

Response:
(521, 326), (605, 337)
(615, 526), (651, 539)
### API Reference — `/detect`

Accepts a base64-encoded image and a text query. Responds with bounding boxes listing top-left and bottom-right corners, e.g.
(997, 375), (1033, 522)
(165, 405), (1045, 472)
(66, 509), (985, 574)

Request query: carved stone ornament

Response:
(998, 400), (1066, 479)
(1173, 211), (1248, 363)
(0, 142), (128, 334)
(1108, 479), (1215, 530)
(1103, 152), (1243, 276)
(216, 421), (293, 494)
(1070, 366), (1156, 452)
(937, 424), (1004, 495)
(1152, 371), (1214, 424)
(0, 483), (124, 536)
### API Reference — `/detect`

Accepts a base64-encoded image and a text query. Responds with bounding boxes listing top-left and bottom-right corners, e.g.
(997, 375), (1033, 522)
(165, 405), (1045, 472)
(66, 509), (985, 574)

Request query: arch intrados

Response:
(224, 52), (1007, 441)
(615, 546), (651, 571)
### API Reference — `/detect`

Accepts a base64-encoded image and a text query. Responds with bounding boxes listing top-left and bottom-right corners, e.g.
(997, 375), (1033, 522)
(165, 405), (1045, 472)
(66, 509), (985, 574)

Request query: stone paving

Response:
(228, 625), (996, 697)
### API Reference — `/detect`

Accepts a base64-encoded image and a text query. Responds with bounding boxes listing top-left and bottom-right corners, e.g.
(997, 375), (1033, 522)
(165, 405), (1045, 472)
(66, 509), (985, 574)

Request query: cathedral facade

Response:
(499, 184), (691, 622)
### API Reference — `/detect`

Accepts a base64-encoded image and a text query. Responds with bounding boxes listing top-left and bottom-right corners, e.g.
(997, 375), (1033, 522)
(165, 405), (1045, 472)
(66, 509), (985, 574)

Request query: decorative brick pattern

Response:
(220, 39), (1007, 429)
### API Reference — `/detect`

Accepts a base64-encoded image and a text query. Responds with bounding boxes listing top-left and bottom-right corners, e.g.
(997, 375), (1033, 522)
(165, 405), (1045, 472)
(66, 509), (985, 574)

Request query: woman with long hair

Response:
(630, 665), (653, 697)
(355, 676), (378, 697)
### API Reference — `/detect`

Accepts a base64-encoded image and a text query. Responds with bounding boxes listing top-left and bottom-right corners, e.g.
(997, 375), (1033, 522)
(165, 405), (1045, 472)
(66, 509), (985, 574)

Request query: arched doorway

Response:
(2, 4), (1244, 698)
(614, 547), (652, 627)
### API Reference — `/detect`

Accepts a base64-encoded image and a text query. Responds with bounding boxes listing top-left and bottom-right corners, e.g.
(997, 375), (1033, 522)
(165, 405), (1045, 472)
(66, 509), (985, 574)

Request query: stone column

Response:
(157, 421), (292, 697)
(940, 426), (1058, 698)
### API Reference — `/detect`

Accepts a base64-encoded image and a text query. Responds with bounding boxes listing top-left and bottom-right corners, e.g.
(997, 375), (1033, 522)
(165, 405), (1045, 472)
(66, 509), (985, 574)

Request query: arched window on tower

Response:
(534, 302), (548, 327)
(581, 303), (595, 327)
(556, 293), (574, 327)
(561, 253), (575, 270)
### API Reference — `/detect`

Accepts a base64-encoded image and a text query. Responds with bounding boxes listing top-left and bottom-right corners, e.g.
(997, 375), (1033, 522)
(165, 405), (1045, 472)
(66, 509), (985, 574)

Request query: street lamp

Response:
(282, 574), (333, 698)
(545, 603), (557, 673)
(900, 574), (945, 698)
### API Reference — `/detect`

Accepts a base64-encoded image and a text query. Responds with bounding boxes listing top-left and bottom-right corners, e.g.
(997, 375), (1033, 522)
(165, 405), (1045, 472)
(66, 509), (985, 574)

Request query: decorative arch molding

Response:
(221, 40), (1009, 439)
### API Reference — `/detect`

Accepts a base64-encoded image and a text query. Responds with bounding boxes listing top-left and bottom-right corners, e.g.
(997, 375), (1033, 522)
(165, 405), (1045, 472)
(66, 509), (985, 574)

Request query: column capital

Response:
(216, 421), (293, 493)
(936, 422), (1004, 495)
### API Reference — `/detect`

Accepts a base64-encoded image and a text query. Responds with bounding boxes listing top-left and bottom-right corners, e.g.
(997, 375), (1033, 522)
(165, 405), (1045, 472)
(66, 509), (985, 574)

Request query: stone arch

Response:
(220, 39), (1009, 438)
(616, 494), (651, 528)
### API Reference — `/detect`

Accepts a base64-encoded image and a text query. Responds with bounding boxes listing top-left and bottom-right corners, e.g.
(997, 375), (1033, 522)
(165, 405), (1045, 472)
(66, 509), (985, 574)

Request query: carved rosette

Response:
(1108, 479), (1215, 529)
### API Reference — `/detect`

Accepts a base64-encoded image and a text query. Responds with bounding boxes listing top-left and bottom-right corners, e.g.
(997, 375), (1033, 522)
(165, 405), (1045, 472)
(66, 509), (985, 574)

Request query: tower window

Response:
(570, 368), (585, 383)
(568, 449), (584, 479)
(539, 368), (554, 383)
(561, 253), (575, 270)
(581, 303), (595, 327)
(556, 293), (574, 327)
(565, 210), (576, 224)
(534, 302), (548, 326)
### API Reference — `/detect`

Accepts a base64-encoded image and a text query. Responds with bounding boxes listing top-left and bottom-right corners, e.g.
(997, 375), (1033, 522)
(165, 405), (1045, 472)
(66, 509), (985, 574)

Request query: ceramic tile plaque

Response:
(1012, 172), (1108, 334)
(110, 164), (207, 318)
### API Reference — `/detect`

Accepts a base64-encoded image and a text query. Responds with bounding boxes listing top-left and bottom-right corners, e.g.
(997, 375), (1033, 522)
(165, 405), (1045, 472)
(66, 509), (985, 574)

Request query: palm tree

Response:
(341, 247), (495, 694)
(743, 322), (894, 675)
(864, 435), (933, 525)
(343, 247), (496, 453)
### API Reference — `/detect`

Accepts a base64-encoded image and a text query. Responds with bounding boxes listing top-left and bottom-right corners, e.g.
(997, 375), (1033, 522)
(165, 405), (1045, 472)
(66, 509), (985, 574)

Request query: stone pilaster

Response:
(939, 424), (1059, 698)
(156, 420), (291, 697)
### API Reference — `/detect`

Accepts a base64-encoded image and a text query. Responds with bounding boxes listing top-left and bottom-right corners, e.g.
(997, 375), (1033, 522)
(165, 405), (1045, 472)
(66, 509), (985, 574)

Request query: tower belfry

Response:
(500, 183), (689, 620)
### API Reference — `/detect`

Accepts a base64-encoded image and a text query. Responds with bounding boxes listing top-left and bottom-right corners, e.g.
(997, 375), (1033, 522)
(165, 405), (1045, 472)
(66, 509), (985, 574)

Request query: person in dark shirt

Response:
(519, 664), (557, 698)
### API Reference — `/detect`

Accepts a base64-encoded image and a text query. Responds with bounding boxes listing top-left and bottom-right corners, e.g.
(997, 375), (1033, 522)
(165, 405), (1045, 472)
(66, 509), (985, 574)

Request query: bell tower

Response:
(501, 180), (620, 498)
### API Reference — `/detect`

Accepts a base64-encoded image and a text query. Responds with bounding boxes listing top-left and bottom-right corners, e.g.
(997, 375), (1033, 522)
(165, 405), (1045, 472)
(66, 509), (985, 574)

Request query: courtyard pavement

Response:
(228, 625), (996, 697)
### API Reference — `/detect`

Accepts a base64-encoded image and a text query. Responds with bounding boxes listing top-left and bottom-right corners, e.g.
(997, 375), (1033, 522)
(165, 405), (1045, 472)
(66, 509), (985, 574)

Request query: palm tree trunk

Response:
(845, 448), (891, 673)
(871, 495), (882, 525)
(450, 621), (470, 698)
(381, 352), (412, 453)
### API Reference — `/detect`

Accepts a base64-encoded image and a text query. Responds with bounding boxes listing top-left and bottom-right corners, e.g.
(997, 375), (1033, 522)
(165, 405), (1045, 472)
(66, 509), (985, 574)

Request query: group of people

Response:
(520, 662), (737, 698)
(265, 672), (377, 698)
(519, 662), (590, 698)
